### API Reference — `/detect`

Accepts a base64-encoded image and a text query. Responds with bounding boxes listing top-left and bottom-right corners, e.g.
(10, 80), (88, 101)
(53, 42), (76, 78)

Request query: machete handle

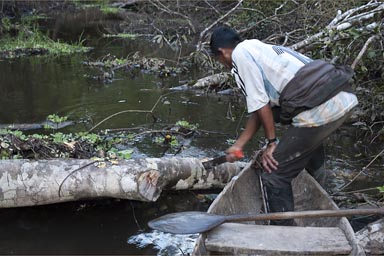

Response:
(232, 149), (244, 159)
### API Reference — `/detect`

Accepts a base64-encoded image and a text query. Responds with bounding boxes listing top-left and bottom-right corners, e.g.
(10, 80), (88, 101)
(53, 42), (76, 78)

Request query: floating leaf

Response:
(117, 149), (133, 160)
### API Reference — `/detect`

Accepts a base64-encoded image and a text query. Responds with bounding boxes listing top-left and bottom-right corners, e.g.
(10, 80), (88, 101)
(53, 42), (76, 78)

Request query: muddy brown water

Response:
(0, 6), (382, 255)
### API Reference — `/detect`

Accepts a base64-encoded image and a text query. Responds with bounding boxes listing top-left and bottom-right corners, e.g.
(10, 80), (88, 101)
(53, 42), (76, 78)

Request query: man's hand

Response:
(262, 143), (279, 173)
(225, 146), (244, 162)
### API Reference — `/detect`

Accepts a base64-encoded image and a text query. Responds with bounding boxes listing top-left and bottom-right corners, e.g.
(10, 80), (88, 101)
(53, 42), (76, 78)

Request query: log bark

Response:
(171, 73), (232, 91)
(0, 158), (243, 208)
(191, 72), (232, 89)
(356, 217), (384, 255)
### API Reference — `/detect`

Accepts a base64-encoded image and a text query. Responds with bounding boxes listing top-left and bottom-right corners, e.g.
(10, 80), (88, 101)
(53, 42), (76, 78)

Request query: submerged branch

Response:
(88, 91), (178, 132)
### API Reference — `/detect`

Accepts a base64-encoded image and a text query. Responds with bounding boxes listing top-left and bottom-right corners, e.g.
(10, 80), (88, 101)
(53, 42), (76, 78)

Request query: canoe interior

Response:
(193, 163), (362, 255)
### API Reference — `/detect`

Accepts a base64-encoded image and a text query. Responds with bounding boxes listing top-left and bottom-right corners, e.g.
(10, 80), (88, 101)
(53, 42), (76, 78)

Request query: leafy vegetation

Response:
(0, 119), (199, 160)
(0, 15), (89, 58)
(175, 120), (198, 130)
(83, 52), (187, 83)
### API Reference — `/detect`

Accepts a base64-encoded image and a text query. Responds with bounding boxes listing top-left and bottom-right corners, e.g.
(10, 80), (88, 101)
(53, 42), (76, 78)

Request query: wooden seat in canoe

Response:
(205, 223), (352, 255)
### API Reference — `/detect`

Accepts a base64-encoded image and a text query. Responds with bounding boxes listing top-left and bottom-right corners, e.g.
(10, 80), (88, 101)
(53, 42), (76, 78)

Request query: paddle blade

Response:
(148, 211), (225, 234)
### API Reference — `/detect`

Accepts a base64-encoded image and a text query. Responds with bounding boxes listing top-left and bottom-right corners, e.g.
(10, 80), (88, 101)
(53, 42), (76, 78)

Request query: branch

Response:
(290, 2), (384, 51)
(339, 147), (384, 191)
(148, 0), (196, 33)
(88, 92), (178, 132)
(328, 2), (382, 27)
(351, 35), (379, 69)
(196, 0), (244, 51)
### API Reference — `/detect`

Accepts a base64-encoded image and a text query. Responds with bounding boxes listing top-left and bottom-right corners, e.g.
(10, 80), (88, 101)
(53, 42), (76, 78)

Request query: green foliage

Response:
(377, 186), (384, 193)
(44, 114), (69, 129)
(154, 136), (165, 144)
(154, 134), (179, 147)
(47, 114), (68, 124)
(51, 132), (70, 144)
(117, 149), (133, 159)
(103, 57), (129, 68)
(1, 129), (28, 141)
(107, 148), (133, 160)
(0, 17), (89, 58)
(1, 17), (12, 32)
(77, 132), (101, 144)
(175, 120), (198, 130)
(100, 6), (120, 14)
(31, 134), (48, 140)
(73, 0), (120, 14)
(226, 139), (236, 145)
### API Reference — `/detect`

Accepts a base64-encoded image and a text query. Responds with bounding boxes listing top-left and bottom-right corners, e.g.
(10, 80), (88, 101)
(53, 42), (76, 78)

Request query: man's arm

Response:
(226, 111), (260, 162)
(256, 104), (279, 173)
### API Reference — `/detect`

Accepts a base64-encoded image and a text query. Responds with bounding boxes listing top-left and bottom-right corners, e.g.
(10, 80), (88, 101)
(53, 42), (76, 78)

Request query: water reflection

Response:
(0, 191), (214, 255)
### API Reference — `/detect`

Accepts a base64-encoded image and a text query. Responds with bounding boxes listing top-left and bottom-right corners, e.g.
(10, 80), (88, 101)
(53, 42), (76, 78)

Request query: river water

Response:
(0, 6), (382, 255)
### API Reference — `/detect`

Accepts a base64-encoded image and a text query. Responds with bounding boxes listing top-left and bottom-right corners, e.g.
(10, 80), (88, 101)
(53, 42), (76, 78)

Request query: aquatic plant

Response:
(0, 16), (90, 58)
(175, 120), (198, 130)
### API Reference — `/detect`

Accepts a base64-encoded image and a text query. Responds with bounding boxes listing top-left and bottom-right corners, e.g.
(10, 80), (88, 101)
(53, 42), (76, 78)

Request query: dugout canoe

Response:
(192, 161), (365, 255)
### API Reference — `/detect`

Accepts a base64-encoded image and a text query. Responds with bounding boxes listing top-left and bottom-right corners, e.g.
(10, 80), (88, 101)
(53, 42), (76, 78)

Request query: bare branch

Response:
(88, 92), (178, 132)
(148, 0), (196, 33)
(274, 0), (288, 16)
(196, 0), (244, 51)
(290, 2), (384, 51)
(351, 35), (379, 69)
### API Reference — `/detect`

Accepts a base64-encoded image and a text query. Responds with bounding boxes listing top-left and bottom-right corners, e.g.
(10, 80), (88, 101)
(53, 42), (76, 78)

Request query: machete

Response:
(202, 149), (244, 169)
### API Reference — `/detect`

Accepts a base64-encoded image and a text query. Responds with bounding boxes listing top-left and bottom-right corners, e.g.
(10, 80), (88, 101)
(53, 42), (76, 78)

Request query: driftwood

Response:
(356, 217), (384, 255)
(0, 157), (243, 208)
(171, 73), (232, 91)
(0, 121), (74, 131)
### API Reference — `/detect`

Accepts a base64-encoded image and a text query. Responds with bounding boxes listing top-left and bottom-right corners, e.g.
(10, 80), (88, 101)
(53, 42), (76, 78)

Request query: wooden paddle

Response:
(148, 208), (384, 234)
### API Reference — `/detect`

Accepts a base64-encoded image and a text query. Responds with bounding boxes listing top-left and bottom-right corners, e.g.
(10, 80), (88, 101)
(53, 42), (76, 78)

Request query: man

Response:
(210, 26), (358, 225)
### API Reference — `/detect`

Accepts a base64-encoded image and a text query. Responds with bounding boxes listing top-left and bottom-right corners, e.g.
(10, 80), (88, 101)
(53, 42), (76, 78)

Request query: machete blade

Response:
(202, 155), (227, 169)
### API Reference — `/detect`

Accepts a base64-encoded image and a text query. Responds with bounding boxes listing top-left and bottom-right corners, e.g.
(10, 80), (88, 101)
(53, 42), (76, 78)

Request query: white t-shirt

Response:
(231, 39), (358, 127)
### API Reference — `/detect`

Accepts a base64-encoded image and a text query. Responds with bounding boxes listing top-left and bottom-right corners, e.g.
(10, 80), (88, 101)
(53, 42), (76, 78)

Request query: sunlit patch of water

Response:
(128, 230), (198, 255)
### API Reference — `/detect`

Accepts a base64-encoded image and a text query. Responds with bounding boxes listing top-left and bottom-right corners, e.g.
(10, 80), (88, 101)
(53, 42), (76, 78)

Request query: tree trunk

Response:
(0, 158), (243, 208)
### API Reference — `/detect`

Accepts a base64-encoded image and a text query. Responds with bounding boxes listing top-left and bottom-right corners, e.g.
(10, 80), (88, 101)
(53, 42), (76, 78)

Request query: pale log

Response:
(0, 158), (242, 208)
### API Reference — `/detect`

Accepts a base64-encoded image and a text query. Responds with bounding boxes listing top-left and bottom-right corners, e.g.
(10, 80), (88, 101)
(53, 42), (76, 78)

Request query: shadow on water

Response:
(0, 190), (215, 255)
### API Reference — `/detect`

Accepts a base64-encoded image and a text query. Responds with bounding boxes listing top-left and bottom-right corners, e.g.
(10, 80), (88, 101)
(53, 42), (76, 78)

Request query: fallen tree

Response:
(0, 157), (243, 208)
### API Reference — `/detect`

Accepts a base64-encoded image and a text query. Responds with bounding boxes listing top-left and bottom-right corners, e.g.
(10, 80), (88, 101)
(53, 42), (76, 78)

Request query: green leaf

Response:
(117, 149), (133, 160)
